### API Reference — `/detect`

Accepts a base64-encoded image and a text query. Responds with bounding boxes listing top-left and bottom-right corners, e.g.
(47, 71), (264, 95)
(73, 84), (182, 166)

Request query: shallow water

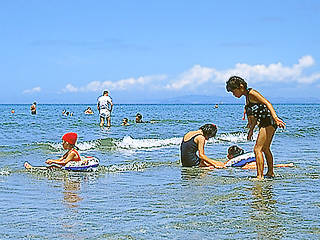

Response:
(0, 104), (319, 239)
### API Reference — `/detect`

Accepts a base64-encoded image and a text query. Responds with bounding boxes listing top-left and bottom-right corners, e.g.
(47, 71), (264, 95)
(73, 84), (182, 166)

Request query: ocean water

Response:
(0, 103), (319, 239)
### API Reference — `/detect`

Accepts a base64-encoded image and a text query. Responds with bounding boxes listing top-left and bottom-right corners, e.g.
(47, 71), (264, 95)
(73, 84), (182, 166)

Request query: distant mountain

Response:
(156, 95), (234, 104)
(268, 96), (320, 104)
(147, 95), (320, 104)
(114, 94), (320, 104)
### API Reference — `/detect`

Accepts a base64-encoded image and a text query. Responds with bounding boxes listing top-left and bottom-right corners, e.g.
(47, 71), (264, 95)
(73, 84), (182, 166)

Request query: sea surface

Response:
(0, 104), (319, 239)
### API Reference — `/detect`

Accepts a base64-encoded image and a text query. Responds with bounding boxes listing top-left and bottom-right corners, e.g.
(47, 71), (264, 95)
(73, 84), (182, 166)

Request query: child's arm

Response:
(241, 162), (257, 169)
(249, 90), (286, 128)
(274, 163), (294, 167)
(224, 158), (232, 166)
(196, 136), (226, 169)
(46, 152), (76, 165)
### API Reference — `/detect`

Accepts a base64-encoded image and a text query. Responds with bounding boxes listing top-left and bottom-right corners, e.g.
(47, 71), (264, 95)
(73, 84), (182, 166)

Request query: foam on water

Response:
(47, 140), (100, 151)
(115, 136), (182, 149)
(100, 162), (147, 172)
(0, 168), (10, 176)
(114, 132), (258, 151)
(216, 131), (258, 143)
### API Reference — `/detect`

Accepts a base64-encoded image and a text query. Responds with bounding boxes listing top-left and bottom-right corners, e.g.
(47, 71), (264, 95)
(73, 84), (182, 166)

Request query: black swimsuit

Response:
(245, 88), (277, 129)
(180, 134), (202, 167)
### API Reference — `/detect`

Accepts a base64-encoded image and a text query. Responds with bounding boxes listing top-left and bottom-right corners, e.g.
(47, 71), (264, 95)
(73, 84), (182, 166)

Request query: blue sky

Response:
(1, 0), (320, 104)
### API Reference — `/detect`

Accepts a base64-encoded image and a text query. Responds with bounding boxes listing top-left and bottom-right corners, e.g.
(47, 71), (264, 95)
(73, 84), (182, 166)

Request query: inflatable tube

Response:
(225, 152), (255, 167)
(63, 156), (100, 171)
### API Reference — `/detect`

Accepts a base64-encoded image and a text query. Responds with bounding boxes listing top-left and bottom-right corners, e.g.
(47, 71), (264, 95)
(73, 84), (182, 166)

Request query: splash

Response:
(47, 140), (100, 151)
(215, 131), (258, 143)
(115, 136), (182, 150)
(100, 162), (147, 172)
(0, 168), (11, 176)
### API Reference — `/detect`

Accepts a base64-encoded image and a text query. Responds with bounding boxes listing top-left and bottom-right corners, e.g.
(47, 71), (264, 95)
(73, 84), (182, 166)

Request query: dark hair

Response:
(228, 145), (244, 157)
(123, 118), (128, 121)
(199, 123), (217, 139)
(103, 90), (108, 95)
(226, 76), (247, 92)
(136, 113), (142, 119)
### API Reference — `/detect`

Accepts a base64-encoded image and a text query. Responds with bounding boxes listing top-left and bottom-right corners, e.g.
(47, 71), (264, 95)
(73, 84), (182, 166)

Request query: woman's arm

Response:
(196, 136), (225, 168)
(242, 108), (246, 120)
(247, 115), (257, 140)
(249, 90), (286, 128)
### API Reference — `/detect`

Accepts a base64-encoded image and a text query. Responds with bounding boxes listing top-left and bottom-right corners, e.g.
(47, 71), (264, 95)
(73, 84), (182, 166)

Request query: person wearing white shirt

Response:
(97, 90), (113, 127)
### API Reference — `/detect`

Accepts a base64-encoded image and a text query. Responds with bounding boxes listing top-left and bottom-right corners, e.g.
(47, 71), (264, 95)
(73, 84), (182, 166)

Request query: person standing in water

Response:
(226, 76), (286, 180)
(30, 102), (37, 115)
(97, 90), (113, 127)
(180, 123), (225, 168)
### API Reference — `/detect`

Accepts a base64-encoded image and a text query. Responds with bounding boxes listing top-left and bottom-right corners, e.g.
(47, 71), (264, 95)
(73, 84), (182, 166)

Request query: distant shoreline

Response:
(1, 102), (320, 105)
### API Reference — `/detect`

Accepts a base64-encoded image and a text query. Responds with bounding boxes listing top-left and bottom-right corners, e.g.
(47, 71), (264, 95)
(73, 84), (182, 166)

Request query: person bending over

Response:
(180, 123), (225, 168)
(226, 76), (286, 180)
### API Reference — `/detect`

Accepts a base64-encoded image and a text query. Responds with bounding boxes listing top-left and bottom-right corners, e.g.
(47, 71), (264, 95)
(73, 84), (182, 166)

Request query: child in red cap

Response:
(45, 132), (81, 166)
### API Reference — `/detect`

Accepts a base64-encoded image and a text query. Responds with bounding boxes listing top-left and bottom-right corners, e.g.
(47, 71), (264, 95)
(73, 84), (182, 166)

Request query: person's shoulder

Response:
(248, 88), (256, 95)
(194, 133), (205, 141)
(249, 89), (262, 97)
(69, 149), (79, 156)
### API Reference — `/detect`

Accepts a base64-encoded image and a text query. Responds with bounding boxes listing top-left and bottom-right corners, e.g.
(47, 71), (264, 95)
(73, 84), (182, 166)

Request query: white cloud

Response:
(61, 55), (320, 93)
(63, 84), (78, 92)
(298, 73), (320, 84)
(23, 86), (41, 94)
(164, 55), (319, 90)
(62, 75), (167, 93)
(165, 65), (215, 89)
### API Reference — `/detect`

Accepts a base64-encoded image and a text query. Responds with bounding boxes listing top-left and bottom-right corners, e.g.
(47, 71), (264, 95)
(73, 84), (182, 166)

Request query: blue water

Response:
(0, 104), (319, 239)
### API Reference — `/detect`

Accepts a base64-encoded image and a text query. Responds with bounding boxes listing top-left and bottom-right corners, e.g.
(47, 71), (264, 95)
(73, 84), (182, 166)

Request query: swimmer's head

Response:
(227, 145), (244, 159)
(123, 118), (128, 122)
(103, 90), (109, 95)
(200, 123), (217, 139)
(226, 76), (247, 92)
(136, 113), (143, 122)
(62, 132), (77, 146)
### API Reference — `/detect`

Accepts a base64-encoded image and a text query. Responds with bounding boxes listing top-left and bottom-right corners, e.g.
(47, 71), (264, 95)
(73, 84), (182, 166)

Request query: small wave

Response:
(215, 132), (258, 143)
(0, 168), (11, 176)
(115, 136), (182, 150)
(99, 162), (147, 172)
(46, 140), (100, 151)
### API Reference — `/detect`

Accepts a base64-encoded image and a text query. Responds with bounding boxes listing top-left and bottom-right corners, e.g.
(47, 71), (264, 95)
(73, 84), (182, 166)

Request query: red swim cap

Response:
(62, 132), (77, 145)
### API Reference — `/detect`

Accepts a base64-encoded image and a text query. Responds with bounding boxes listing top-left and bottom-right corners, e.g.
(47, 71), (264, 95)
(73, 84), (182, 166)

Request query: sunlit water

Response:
(0, 104), (319, 239)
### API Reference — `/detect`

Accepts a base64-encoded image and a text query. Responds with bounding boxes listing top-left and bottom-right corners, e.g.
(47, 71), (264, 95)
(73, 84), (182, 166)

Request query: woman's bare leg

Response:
(254, 128), (267, 180)
(262, 126), (276, 177)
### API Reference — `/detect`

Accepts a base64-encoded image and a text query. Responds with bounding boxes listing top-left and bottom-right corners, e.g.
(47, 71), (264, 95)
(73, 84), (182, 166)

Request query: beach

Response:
(0, 103), (319, 239)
